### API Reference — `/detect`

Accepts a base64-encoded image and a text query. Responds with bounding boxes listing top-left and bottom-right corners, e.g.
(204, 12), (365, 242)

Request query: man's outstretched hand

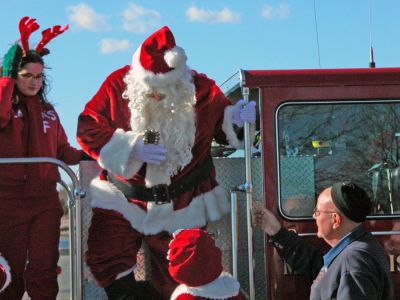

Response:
(252, 201), (282, 236)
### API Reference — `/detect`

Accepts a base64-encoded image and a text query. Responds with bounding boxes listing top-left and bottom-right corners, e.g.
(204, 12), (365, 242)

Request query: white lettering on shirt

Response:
(42, 110), (57, 133)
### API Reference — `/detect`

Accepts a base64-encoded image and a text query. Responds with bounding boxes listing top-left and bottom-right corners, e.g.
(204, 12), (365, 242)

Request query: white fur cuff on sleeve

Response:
(223, 105), (256, 149)
(98, 128), (143, 179)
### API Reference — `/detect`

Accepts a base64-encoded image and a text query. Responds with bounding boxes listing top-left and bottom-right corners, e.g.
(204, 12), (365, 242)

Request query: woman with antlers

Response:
(0, 17), (84, 299)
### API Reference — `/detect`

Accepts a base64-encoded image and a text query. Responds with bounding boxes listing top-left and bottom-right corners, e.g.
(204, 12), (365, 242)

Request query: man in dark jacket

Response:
(253, 182), (394, 300)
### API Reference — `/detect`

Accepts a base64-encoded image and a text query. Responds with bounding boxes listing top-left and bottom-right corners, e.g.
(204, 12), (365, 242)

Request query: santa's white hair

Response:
(123, 68), (197, 176)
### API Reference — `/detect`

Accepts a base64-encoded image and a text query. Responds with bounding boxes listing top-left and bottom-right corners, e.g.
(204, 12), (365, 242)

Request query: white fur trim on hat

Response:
(0, 255), (11, 293)
(98, 128), (143, 179)
(170, 272), (241, 300)
(165, 46), (187, 69)
(131, 45), (190, 87)
(89, 178), (229, 235)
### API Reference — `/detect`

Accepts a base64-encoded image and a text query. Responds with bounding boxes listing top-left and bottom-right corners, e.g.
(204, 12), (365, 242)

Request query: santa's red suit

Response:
(0, 70), (82, 298)
(77, 26), (247, 299)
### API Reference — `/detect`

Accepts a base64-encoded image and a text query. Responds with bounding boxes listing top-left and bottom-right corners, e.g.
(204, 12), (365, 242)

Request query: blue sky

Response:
(1, 1), (400, 150)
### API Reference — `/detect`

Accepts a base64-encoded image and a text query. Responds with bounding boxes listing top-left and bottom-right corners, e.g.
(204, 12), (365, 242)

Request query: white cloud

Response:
(186, 6), (240, 23)
(67, 3), (111, 31)
(122, 3), (161, 33)
(261, 5), (274, 20)
(261, 3), (290, 21)
(100, 39), (130, 54)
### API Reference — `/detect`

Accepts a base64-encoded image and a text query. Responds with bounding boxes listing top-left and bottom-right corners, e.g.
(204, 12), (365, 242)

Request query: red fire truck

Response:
(2, 67), (399, 300)
(229, 67), (400, 299)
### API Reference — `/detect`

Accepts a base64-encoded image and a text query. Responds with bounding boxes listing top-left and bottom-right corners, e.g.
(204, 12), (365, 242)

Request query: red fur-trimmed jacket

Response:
(77, 66), (244, 235)
(0, 77), (83, 197)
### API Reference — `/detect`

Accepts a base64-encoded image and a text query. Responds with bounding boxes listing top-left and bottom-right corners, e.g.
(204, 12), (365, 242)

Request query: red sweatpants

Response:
(86, 208), (179, 299)
(0, 195), (63, 300)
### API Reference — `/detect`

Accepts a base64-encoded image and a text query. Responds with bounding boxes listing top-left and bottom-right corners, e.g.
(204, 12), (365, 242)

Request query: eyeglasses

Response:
(313, 208), (338, 217)
(18, 72), (44, 81)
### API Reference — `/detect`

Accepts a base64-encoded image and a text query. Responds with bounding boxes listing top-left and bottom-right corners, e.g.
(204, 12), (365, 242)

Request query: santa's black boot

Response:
(104, 273), (137, 300)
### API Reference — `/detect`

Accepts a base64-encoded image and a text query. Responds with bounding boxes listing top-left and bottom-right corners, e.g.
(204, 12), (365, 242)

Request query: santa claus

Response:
(77, 26), (255, 299)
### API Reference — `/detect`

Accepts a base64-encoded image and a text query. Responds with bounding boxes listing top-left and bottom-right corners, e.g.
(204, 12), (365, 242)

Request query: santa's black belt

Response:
(107, 157), (214, 205)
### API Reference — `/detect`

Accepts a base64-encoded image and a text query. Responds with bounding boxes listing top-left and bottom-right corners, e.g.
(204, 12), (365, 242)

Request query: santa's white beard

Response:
(123, 74), (197, 177)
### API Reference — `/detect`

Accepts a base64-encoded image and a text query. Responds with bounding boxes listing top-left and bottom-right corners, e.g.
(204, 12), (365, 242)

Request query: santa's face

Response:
(145, 91), (166, 102)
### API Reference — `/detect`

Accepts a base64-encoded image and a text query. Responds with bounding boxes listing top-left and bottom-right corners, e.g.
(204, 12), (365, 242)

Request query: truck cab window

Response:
(276, 101), (400, 218)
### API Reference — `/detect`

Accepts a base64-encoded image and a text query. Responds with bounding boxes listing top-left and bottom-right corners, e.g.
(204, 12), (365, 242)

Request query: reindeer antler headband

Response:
(19, 16), (69, 56)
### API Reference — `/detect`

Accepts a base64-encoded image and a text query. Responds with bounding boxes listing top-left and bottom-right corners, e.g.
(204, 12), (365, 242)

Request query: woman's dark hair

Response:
(18, 50), (50, 103)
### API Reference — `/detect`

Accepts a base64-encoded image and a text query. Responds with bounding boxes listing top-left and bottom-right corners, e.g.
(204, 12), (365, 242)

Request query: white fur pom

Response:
(165, 46), (187, 69)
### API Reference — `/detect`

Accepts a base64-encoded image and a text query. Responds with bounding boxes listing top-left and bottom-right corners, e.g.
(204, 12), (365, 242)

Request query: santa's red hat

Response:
(0, 255), (11, 293)
(168, 228), (223, 287)
(130, 26), (188, 87)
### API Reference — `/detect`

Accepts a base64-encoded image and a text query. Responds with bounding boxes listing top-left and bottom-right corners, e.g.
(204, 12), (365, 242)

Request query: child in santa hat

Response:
(168, 228), (245, 300)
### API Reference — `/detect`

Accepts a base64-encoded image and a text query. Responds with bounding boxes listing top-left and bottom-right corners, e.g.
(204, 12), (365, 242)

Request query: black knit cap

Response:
(331, 182), (372, 222)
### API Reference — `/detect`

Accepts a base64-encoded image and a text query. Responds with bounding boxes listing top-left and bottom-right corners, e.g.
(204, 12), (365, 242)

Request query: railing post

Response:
(230, 189), (238, 279)
(229, 69), (256, 300)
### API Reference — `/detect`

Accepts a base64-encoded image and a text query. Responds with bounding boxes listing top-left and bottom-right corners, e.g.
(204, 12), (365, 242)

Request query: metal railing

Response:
(0, 157), (85, 300)
(230, 70), (256, 300)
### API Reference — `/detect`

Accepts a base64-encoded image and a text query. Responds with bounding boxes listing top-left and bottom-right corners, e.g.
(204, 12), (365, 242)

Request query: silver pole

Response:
(230, 190), (238, 279)
(242, 86), (256, 300)
(74, 185), (83, 300)
(58, 180), (76, 300)
(70, 195), (78, 300)
(0, 157), (85, 300)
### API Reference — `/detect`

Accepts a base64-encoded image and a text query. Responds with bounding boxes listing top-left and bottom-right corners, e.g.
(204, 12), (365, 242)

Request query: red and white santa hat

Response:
(0, 255), (11, 293)
(130, 26), (188, 87)
(168, 228), (223, 287)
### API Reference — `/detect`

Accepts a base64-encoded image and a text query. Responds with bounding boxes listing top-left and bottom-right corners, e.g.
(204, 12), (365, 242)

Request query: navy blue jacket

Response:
(270, 226), (394, 300)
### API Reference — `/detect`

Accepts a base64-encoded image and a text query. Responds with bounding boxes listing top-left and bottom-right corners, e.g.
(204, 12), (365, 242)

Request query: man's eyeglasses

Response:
(313, 208), (338, 217)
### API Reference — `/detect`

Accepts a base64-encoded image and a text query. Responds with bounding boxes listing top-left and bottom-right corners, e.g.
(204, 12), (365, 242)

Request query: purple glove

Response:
(132, 137), (167, 165)
(232, 100), (256, 127)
